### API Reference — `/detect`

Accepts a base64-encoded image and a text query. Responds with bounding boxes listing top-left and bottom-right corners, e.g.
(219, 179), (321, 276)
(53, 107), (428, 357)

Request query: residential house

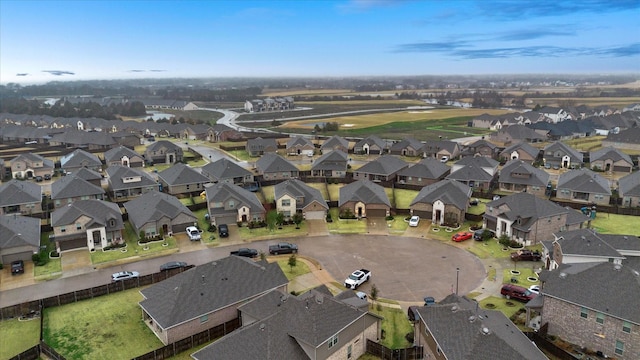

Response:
(422, 140), (461, 160)
(353, 135), (387, 155)
(60, 148), (102, 174)
(543, 141), (584, 169)
(157, 163), (210, 196)
(207, 124), (243, 143)
(490, 125), (546, 145)
(191, 288), (381, 360)
(389, 138), (425, 157)
(104, 145), (145, 168)
(451, 156), (499, 176)
(0, 214), (40, 264)
(255, 153), (299, 181)
(557, 168), (611, 205)
(144, 140), (183, 165)
(397, 158), (450, 186)
(246, 137), (278, 157)
(201, 158), (254, 185)
(602, 127), (640, 152)
(540, 262), (640, 360)
(499, 142), (540, 164)
(275, 179), (329, 220)
(618, 171), (640, 207)
(50, 199), (124, 252)
(286, 136), (315, 156)
(106, 165), (158, 201)
(124, 190), (197, 237)
(498, 159), (550, 197)
(339, 179), (391, 218)
(205, 182), (266, 226)
(460, 139), (499, 159)
(538, 106), (572, 123)
(353, 155), (408, 182)
(320, 135), (349, 153)
(51, 174), (105, 209)
(410, 179), (472, 226)
(483, 192), (589, 246)
(48, 129), (118, 150)
(590, 147), (634, 173)
(139, 256), (289, 345)
(414, 294), (548, 360)
(547, 229), (631, 270)
(181, 124), (212, 141)
(71, 167), (103, 187)
(10, 152), (54, 179)
(311, 150), (348, 178)
(446, 157), (499, 191)
(0, 179), (42, 215)
(471, 113), (505, 129)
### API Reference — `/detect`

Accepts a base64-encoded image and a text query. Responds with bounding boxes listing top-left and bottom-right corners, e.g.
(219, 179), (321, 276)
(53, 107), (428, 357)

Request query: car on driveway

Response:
(186, 226), (201, 241)
(452, 231), (473, 242)
(528, 285), (540, 294)
(160, 261), (187, 271)
(44, 174), (52, 180)
(218, 224), (229, 238)
(11, 260), (25, 275)
(473, 229), (494, 241)
(500, 284), (537, 302)
(111, 271), (140, 282)
(510, 249), (542, 261)
(408, 216), (420, 227)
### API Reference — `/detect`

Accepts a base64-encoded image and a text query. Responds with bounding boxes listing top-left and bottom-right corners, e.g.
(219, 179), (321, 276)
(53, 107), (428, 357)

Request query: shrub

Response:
(208, 224), (217, 232)
(32, 251), (49, 266)
(470, 223), (482, 231)
(339, 208), (356, 219)
(385, 215), (394, 221)
(237, 221), (243, 227)
(498, 234), (511, 247)
(509, 240), (523, 248)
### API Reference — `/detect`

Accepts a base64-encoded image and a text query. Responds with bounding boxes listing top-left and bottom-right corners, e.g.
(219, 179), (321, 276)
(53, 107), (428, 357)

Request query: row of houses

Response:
(243, 97), (295, 112)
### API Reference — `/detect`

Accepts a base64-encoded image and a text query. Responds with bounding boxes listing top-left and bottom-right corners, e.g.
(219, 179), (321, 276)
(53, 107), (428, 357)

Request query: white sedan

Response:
(529, 285), (540, 294)
(409, 216), (420, 227)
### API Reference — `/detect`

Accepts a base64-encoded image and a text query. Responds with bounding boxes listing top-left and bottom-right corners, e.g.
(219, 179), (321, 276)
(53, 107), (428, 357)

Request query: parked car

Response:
(452, 231), (473, 242)
(218, 224), (229, 238)
(510, 249), (542, 261)
(43, 174), (51, 180)
(408, 215), (420, 227)
(355, 291), (368, 300)
(111, 271), (140, 282)
(268, 242), (298, 255)
(11, 260), (24, 275)
(35, 176), (43, 182)
(473, 229), (494, 241)
(186, 226), (201, 241)
(160, 261), (187, 271)
(528, 285), (540, 294)
(423, 296), (436, 306)
(344, 269), (371, 289)
(440, 156), (449, 163)
(230, 248), (258, 258)
(500, 284), (537, 302)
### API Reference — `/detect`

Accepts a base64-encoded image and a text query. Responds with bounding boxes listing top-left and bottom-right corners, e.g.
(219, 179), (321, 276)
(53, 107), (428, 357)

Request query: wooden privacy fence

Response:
(366, 340), (424, 360)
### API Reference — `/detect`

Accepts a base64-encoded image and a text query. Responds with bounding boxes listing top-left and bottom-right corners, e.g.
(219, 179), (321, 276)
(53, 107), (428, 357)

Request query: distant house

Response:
(618, 170), (640, 207)
(339, 179), (391, 218)
(124, 191), (197, 237)
(499, 142), (540, 164)
(139, 256), (289, 345)
(490, 125), (546, 145)
(10, 152), (54, 179)
(311, 150), (348, 178)
(275, 179), (328, 220)
(70, 167), (103, 187)
(144, 140), (183, 165)
(157, 163), (210, 196)
(181, 124), (212, 141)
(285, 136), (315, 156)
(207, 124), (243, 143)
(410, 179), (472, 226)
(461, 139), (499, 159)
(320, 135), (349, 153)
(397, 158), (450, 186)
(389, 138), (425, 157)
(106, 165), (158, 201)
(60, 148), (102, 174)
(255, 153), (299, 181)
(246, 137), (278, 157)
(498, 159), (550, 198)
(538, 106), (571, 123)
(556, 168), (611, 205)
(201, 158), (254, 185)
(51, 199), (124, 252)
(589, 147), (634, 173)
(542, 141), (584, 169)
(0, 179), (42, 215)
(353, 155), (408, 182)
(446, 157), (498, 191)
(104, 145), (145, 168)
(601, 127), (640, 151)
(0, 214), (40, 264)
(353, 135), (387, 155)
(205, 182), (266, 226)
(421, 140), (461, 160)
(51, 174), (106, 208)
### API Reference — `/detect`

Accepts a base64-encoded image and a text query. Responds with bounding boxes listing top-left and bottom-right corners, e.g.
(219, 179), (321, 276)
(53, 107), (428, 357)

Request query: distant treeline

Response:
(0, 98), (147, 119)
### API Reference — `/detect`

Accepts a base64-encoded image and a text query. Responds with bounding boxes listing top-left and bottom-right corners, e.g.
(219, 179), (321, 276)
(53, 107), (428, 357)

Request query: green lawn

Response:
(393, 189), (418, 209)
(370, 306), (413, 349)
(467, 238), (513, 259)
(34, 230), (62, 280)
(479, 295), (526, 320)
(238, 221), (308, 240)
(306, 182), (329, 199)
(0, 317), (40, 359)
(502, 267), (540, 286)
(590, 213), (640, 236)
(261, 185), (275, 203)
(466, 199), (489, 216)
(327, 184), (341, 202)
(43, 287), (162, 360)
(192, 208), (218, 244)
(327, 208), (368, 234)
(387, 216), (409, 234)
(274, 257), (312, 281)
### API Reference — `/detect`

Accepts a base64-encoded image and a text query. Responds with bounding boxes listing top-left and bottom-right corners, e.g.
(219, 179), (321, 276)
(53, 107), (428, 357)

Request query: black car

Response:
(160, 261), (187, 271)
(44, 174), (52, 180)
(218, 224), (229, 238)
(35, 176), (43, 182)
(11, 260), (25, 275)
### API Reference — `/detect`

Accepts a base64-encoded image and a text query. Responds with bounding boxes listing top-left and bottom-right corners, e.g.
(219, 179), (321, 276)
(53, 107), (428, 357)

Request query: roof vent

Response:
(614, 264), (622, 271)
(468, 315), (477, 323)
(280, 294), (289, 302)
(451, 305), (459, 313)
(559, 272), (567, 279)
(315, 295), (324, 304)
(632, 270), (639, 277)
(260, 323), (266, 331)
(623, 236), (628, 241)
(481, 327), (491, 335)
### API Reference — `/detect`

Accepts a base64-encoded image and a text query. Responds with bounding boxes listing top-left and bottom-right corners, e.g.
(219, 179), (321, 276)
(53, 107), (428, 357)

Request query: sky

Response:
(1, 0), (639, 84)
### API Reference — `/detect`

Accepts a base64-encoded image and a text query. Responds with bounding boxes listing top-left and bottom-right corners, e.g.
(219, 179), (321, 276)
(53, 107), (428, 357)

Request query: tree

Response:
(259, 251), (267, 261)
(292, 213), (303, 229)
(370, 284), (379, 309)
(139, 230), (145, 240)
(288, 254), (297, 273)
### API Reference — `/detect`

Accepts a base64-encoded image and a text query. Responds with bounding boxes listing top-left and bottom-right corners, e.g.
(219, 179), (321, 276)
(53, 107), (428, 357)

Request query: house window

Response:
(615, 340), (624, 355)
(623, 321), (631, 333)
(186, 184), (190, 190)
(55, 200), (61, 206)
(347, 344), (352, 359)
(580, 307), (588, 319)
(596, 312), (605, 324)
(200, 314), (208, 324)
(228, 200), (235, 209)
(282, 199), (291, 206)
(60, 226), (66, 233)
(76, 223), (82, 230)
(328, 334), (338, 349)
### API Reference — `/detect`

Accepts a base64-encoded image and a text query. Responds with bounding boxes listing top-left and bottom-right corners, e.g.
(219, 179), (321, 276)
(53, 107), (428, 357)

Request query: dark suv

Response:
(11, 260), (25, 275)
(500, 284), (537, 302)
(218, 224), (229, 238)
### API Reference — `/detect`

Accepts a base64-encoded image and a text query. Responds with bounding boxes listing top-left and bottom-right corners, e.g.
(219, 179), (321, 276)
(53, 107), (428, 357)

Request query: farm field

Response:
(527, 97), (640, 108)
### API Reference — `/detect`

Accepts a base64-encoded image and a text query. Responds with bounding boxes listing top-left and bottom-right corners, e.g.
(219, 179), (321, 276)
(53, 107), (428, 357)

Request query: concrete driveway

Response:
(366, 217), (389, 235)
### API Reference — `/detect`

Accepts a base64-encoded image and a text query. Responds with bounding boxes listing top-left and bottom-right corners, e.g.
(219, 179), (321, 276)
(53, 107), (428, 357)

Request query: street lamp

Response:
(456, 267), (460, 295)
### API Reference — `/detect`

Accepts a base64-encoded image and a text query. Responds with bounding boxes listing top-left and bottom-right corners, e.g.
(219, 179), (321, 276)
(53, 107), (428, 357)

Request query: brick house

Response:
(320, 135), (349, 153)
(200, 158), (254, 185)
(389, 137), (425, 157)
(275, 179), (329, 220)
(50, 174), (106, 209)
(246, 137), (278, 157)
(339, 179), (390, 218)
(311, 150), (348, 178)
(397, 158), (450, 186)
(499, 142), (540, 164)
(353, 155), (408, 182)
(542, 141), (583, 169)
(144, 140), (183, 165)
(10, 152), (54, 179)
(0, 214), (40, 264)
(124, 190), (198, 237)
(498, 159), (550, 198)
(255, 153), (299, 181)
(104, 145), (145, 168)
(410, 179), (472, 226)
(589, 147), (634, 173)
(0, 179), (42, 215)
(106, 165), (158, 202)
(286, 136), (315, 156)
(157, 163), (211, 196)
(205, 182), (266, 226)
(353, 135), (387, 155)
(618, 170), (640, 207)
(60, 148), (102, 174)
(556, 168), (611, 205)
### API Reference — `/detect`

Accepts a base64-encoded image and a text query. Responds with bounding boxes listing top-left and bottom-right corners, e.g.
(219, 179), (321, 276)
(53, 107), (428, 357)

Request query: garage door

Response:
(613, 166), (630, 172)
(304, 211), (326, 220)
(59, 238), (87, 251)
(172, 223), (190, 234)
(413, 210), (431, 218)
(366, 209), (387, 217)
(215, 214), (237, 226)
(2, 251), (34, 264)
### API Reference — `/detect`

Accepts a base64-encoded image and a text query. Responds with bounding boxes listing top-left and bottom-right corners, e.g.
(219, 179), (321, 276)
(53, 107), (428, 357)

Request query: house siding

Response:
(324, 317), (379, 360)
(164, 182), (206, 196)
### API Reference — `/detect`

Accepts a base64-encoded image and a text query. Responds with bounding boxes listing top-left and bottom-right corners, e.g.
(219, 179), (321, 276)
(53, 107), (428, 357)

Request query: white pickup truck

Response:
(344, 269), (371, 289)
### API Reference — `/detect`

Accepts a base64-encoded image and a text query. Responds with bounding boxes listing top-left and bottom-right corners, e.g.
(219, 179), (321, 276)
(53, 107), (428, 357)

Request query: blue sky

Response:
(1, 0), (639, 84)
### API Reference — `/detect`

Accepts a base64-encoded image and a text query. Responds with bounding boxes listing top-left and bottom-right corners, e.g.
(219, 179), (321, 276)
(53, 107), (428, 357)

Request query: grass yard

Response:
(590, 213), (640, 236)
(467, 238), (513, 259)
(0, 317), (40, 359)
(43, 287), (162, 360)
(273, 257), (312, 281)
(327, 208), (368, 234)
(479, 296), (526, 321)
(261, 185), (275, 203)
(466, 198), (489, 216)
(237, 222), (309, 241)
(387, 216), (409, 234)
(306, 182), (329, 199)
(370, 305), (413, 349)
(327, 183), (341, 202)
(393, 188), (418, 209)
(502, 267), (540, 286)
(192, 208), (218, 244)
(34, 230), (62, 280)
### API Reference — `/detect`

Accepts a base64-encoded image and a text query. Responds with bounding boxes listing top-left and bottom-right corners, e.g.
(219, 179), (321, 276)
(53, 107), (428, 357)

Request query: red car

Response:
(452, 231), (473, 242)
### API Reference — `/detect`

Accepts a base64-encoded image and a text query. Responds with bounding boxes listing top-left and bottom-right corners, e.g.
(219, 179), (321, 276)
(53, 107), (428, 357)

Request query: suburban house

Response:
(460, 139), (499, 159)
(10, 152), (54, 179)
(106, 165), (158, 201)
(157, 163), (210, 196)
(353, 135), (387, 155)
(543, 141), (584, 169)
(339, 179), (391, 218)
(246, 137), (278, 157)
(471, 113), (508, 129)
(602, 127), (640, 151)
(50, 174), (106, 208)
(311, 150), (348, 178)
(200, 158), (254, 185)
(527, 120), (595, 141)
(538, 106), (572, 123)
(556, 168), (611, 205)
(589, 147), (634, 173)
(540, 262), (640, 360)
(50, 199), (124, 252)
(413, 294), (548, 360)
(483, 192), (589, 246)
(498, 159), (550, 198)
(618, 170), (640, 207)
(490, 125), (546, 145)
(123, 190), (197, 238)
(191, 288), (381, 360)
(352, 155), (408, 182)
(410, 179), (472, 226)
(139, 256), (289, 345)
(205, 182), (266, 226)
(71, 167), (103, 187)
(451, 156), (499, 176)
(144, 140), (184, 165)
(206, 124), (244, 143)
(421, 140), (461, 160)
(60, 149), (102, 174)
(397, 158), (450, 186)
(320, 135), (349, 153)
(274, 179), (329, 220)
(255, 153), (299, 181)
(104, 145), (145, 168)
(181, 124), (212, 141)
(389, 138), (425, 157)
(499, 142), (541, 164)
(0, 179), (42, 215)
(546, 229), (630, 270)
(286, 136), (315, 156)
(0, 214), (40, 264)
(446, 156), (498, 191)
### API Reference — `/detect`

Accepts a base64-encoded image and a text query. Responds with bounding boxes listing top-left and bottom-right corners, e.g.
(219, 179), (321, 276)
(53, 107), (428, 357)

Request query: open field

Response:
(262, 88), (357, 97)
(528, 97), (640, 108)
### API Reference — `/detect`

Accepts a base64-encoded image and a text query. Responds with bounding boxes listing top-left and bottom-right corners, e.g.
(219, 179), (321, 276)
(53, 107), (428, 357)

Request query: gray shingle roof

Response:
(339, 179), (391, 207)
(256, 153), (298, 174)
(410, 179), (472, 210)
(123, 191), (196, 231)
(286, 136), (313, 148)
(51, 175), (105, 200)
(354, 135), (386, 150)
(499, 160), (550, 187)
(0, 214), (41, 249)
(554, 229), (624, 259)
(0, 179), (42, 207)
(139, 257), (288, 329)
(397, 158), (450, 179)
(157, 163), (210, 186)
(106, 165), (157, 191)
(446, 164), (494, 182)
(205, 182), (265, 215)
(589, 146), (633, 164)
(390, 137), (425, 152)
(104, 145), (141, 164)
(60, 149), (102, 169)
(320, 135), (348, 150)
(500, 142), (540, 160)
(493, 125), (546, 141)
(605, 127), (640, 144)
(455, 156), (499, 169)
(596, 233), (640, 252)
(201, 158), (252, 182)
(557, 168), (611, 195)
(618, 170), (640, 197)
(355, 155), (408, 176)
(72, 167), (102, 182)
(484, 192), (569, 231)
(51, 199), (123, 231)
(311, 150), (348, 171)
(543, 141), (584, 163)
(274, 179), (328, 210)
(146, 140), (183, 154)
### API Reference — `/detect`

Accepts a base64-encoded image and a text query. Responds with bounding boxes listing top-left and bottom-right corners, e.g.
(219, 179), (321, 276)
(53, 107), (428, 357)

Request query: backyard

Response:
(0, 316), (40, 359)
